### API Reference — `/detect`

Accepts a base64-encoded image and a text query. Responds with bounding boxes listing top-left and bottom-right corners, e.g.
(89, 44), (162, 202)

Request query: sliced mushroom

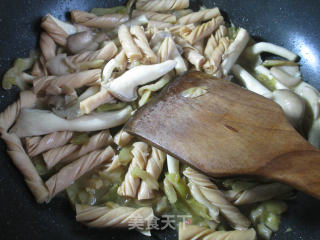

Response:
(273, 89), (305, 127)
(107, 60), (176, 102)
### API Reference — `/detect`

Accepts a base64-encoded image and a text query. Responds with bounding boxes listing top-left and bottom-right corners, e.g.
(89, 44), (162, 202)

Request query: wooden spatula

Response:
(125, 71), (320, 199)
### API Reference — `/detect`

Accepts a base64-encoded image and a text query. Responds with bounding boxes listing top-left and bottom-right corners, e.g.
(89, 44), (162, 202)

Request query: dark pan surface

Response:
(0, 0), (320, 239)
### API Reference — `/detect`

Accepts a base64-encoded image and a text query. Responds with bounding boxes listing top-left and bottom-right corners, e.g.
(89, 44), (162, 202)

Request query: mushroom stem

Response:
(245, 42), (298, 61)
(231, 64), (273, 98)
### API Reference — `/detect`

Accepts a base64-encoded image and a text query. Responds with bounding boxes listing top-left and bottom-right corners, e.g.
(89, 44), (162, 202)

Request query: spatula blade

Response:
(124, 71), (311, 177)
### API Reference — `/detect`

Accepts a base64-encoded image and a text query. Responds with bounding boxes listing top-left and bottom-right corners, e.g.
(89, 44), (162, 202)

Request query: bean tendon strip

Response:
(118, 142), (149, 198)
(46, 147), (114, 199)
(25, 131), (73, 157)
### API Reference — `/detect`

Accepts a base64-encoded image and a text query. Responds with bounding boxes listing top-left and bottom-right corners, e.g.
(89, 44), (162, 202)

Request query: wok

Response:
(0, 0), (319, 239)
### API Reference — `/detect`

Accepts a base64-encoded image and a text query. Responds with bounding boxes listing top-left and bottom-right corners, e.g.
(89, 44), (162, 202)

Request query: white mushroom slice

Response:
(231, 64), (273, 99)
(294, 82), (320, 119)
(107, 60), (176, 102)
(10, 106), (132, 137)
(245, 42), (298, 61)
(270, 67), (301, 88)
(276, 65), (301, 79)
(67, 31), (96, 54)
(273, 89), (305, 127)
(254, 65), (288, 90)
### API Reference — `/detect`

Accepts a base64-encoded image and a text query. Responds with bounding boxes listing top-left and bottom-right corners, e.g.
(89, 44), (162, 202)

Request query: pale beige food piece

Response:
(68, 41), (118, 64)
(0, 91), (49, 203)
(0, 91), (36, 133)
(132, 10), (176, 23)
(168, 23), (195, 35)
(193, 39), (205, 54)
(221, 28), (250, 75)
(71, 10), (129, 28)
(46, 146), (114, 199)
(138, 147), (166, 200)
(158, 37), (176, 62)
(118, 142), (149, 198)
(10, 107), (132, 137)
(66, 130), (113, 162)
(41, 14), (76, 47)
(183, 168), (250, 230)
(180, 16), (224, 45)
(136, 0), (189, 12)
(42, 130), (112, 169)
(32, 76), (55, 94)
(233, 183), (293, 205)
(43, 144), (79, 169)
(203, 25), (229, 75)
(40, 32), (57, 61)
(130, 25), (158, 64)
(204, 25), (227, 58)
(175, 37), (205, 70)
(203, 37), (229, 76)
(118, 24), (143, 62)
(35, 69), (101, 95)
(107, 60), (176, 102)
(158, 37), (187, 74)
(188, 182), (220, 222)
(76, 204), (154, 228)
(25, 131), (73, 157)
(3, 133), (50, 203)
(102, 49), (128, 82)
(114, 130), (134, 147)
(31, 59), (47, 77)
(147, 20), (174, 30)
(179, 223), (256, 240)
(178, 7), (221, 24)
(105, 155), (122, 172)
(80, 88), (115, 114)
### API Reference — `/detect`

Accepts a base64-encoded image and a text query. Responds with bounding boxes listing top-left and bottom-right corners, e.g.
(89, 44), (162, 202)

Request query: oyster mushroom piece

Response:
(10, 106), (132, 137)
(273, 89), (306, 128)
(107, 60), (176, 102)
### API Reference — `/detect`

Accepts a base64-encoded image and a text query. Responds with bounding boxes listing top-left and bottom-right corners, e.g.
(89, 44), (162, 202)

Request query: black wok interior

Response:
(0, 0), (319, 239)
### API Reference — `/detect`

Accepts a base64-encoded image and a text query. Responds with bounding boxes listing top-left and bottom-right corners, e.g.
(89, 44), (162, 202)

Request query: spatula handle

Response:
(256, 150), (320, 199)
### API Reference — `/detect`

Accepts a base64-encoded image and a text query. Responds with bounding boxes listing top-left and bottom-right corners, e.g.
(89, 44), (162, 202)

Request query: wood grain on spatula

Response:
(125, 71), (320, 199)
